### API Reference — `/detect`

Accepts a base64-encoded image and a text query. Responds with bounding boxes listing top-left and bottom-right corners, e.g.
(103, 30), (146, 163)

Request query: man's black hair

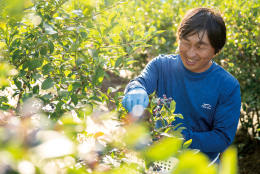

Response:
(177, 7), (226, 55)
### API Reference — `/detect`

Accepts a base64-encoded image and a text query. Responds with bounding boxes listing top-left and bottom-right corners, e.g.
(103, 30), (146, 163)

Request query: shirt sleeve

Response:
(182, 84), (241, 153)
(124, 56), (159, 95)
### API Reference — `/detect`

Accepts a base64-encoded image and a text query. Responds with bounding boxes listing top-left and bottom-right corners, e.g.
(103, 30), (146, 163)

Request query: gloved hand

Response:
(122, 88), (149, 116)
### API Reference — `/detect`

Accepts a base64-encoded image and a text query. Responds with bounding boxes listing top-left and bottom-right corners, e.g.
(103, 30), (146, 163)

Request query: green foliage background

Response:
(0, 0), (258, 173)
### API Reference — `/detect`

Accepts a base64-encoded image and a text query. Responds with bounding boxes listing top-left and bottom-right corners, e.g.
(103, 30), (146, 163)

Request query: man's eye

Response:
(183, 43), (189, 46)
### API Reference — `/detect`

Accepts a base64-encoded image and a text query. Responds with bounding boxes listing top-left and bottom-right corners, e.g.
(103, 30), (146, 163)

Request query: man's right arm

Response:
(124, 56), (160, 95)
(122, 56), (160, 113)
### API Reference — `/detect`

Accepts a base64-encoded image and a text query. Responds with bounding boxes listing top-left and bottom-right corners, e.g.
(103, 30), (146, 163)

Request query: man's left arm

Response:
(181, 84), (241, 153)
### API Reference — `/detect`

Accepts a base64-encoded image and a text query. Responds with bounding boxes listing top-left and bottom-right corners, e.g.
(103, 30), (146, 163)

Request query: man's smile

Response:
(186, 57), (198, 64)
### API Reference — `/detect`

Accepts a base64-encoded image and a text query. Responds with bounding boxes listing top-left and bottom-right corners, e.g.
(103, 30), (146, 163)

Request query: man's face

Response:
(178, 31), (215, 73)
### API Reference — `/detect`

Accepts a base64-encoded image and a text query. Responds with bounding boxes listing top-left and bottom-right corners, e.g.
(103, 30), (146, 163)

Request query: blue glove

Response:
(122, 88), (149, 115)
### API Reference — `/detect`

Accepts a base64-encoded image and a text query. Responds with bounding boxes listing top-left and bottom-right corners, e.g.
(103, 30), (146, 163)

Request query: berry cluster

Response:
(152, 94), (173, 117)
(151, 163), (162, 171)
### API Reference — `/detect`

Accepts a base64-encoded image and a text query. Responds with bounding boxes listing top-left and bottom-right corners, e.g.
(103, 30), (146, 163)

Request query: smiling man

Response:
(122, 7), (241, 167)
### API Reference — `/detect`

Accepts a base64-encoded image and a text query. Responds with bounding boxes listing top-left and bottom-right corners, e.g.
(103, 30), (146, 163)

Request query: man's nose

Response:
(187, 47), (196, 58)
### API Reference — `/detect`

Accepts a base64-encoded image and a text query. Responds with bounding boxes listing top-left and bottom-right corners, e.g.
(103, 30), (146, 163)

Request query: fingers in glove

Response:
(144, 95), (149, 109)
(122, 96), (127, 109)
(131, 99), (137, 114)
(126, 97), (132, 113)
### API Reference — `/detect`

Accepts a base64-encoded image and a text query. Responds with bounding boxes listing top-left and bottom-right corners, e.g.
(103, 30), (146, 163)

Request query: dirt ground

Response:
(100, 72), (260, 174)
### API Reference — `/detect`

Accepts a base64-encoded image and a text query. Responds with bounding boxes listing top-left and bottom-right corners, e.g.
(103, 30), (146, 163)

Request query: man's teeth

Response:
(187, 58), (197, 62)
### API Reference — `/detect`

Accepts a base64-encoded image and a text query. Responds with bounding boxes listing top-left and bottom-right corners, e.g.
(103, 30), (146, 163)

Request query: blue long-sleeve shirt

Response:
(124, 54), (241, 162)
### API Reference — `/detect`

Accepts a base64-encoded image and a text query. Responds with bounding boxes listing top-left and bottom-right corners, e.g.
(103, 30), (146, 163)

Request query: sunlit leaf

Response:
(107, 87), (117, 94)
(142, 137), (182, 161)
(170, 100), (176, 113)
(220, 146), (238, 174)
(41, 78), (55, 90)
(183, 139), (192, 149)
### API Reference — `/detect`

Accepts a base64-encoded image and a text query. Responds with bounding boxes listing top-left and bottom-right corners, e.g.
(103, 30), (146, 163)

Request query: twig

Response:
(16, 82), (26, 112)
(68, 87), (82, 105)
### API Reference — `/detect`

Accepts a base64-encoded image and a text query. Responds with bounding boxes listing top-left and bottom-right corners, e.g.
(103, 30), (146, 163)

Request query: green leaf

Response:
(99, 91), (109, 105)
(108, 11), (117, 24)
(176, 127), (186, 132)
(18, 70), (27, 77)
(161, 110), (166, 117)
(71, 44), (79, 52)
(33, 85), (39, 94)
(104, 0), (116, 7)
(68, 84), (73, 92)
(110, 69), (120, 75)
(32, 73), (41, 80)
(58, 91), (70, 100)
(42, 78), (55, 90)
(76, 110), (84, 121)
(164, 127), (173, 133)
(40, 46), (47, 55)
(174, 114), (183, 119)
(72, 82), (82, 90)
(45, 28), (57, 35)
(115, 92), (124, 99)
(170, 100), (176, 113)
(92, 67), (104, 86)
(21, 93), (33, 102)
(14, 78), (22, 89)
(89, 96), (102, 102)
(183, 139), (192, 150)
(48, 40), (54, 54)
(104, 71), (110, 81)
(107, 87), (117, 94)
(71, 94), (78, 106)
(148, 26), (157, 34)
(29, 59), (42, 70)
(76, 58), (84, 66)
(168, 131), (183, 138)
(88, 49), (98, 59)
(115, 56), (123, 68)
(150, 98), (159, 109)
(80, 32), (87, 39)
(42, 64), (54, 75)
(56, 101), (65, 115)
(172, 123), (183, 131)
(220, 147), (238, 174)
(50, 112), (58, 122)
(66, 27), (75, 31)
(142, 137), (182, 161)
(42, 94), (53, 99)
(22, 60), (30, 70)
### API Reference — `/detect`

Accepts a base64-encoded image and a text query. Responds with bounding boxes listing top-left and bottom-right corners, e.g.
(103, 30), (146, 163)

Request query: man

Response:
(122, 7), (241, 165)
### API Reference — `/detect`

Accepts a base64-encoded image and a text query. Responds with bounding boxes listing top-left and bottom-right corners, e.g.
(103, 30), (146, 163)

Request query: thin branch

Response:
(68, 87), (82, 105)
(16, 82), (26, 112)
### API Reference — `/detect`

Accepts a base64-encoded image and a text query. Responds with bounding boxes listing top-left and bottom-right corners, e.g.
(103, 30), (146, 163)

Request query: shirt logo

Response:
(201, 103), (211, 110)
